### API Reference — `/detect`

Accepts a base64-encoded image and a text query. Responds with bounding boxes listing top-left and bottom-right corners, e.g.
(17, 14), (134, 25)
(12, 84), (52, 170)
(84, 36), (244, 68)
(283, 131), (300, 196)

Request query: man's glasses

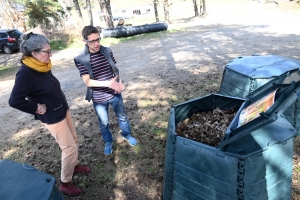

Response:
(40, 50), (52, 55)
(85, 38), (101, 45)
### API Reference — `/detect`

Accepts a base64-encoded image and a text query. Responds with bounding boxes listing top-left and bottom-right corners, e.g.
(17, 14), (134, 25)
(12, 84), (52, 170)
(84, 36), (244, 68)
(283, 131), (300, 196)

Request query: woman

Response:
(8, 32), (90, 197)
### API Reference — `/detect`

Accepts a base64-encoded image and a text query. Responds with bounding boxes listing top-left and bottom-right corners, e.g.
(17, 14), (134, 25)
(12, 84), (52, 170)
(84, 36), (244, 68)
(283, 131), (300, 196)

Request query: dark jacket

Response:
(74, 45), (119, 101)
(9, 64), (69, 124)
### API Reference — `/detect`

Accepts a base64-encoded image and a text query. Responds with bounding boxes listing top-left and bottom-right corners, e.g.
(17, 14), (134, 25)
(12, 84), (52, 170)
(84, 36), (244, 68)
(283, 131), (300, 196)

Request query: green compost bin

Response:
(0, 159), (65, 200)
(219, 55), (300, 135)
(163, 70), (300, 200)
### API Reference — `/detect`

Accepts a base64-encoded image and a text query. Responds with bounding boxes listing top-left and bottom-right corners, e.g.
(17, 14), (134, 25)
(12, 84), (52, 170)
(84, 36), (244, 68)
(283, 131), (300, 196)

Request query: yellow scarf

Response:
(22, 56), (52, 73)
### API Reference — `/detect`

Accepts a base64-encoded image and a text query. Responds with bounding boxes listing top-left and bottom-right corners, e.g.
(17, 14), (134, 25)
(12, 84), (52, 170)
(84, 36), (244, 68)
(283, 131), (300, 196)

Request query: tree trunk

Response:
(58, 0), (83, 31)
(192, 0), (198, 16)
(0, 0), (21, 29)
(199, 0), (207, 17)
(153, 0), (159, 22)
(86, 0), (93, 26)
(73, 0), (84, 24)
(105, 0), (113, 17)
(98, 0), (114, 29)
(163, 0), (170, 23)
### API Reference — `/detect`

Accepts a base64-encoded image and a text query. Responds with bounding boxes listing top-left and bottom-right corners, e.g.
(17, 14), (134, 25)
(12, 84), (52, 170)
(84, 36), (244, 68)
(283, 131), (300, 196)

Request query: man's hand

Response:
(108, 76), (124, 93)
(82, 74), (125, 93)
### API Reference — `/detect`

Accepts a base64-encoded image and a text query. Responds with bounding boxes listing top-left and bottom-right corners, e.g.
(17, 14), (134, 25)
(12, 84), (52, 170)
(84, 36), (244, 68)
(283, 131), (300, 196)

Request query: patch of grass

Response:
(102, 170), (115, 181)
(55, 24), (186, 50)
(169, 28), (186, 33)
(101, 37), (122, 46)
(138, 99), (161, 108)
(198, 85), (205, 90)
(1, 148), (17, 160)
(50, 35), (81, 50)
(96, 163), (103, 168)
(99, 29), (184, 46)
(141, 121), (167, 139)
(169, 95), (182, 104)
(149, 166), (155, 172)
(50, 40), (68, 51)
(0, 65), (19, 80)
(159, 122), (168, 131)
(120, 154), (129, 162)
(144, 31), (169, 39)
(47, 31), (82, 50)
(154, 128), (166, 137)
(122, 27), (185, 41)
(169, 95), (178, 102)
(295, 166), (300, 172)
(132, 144), (142, 154)
(65, 37), (85, 49)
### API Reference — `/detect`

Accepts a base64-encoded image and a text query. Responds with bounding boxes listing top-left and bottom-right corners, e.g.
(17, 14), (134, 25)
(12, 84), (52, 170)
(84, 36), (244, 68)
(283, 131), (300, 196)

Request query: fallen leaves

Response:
(176, 108), (236, 147)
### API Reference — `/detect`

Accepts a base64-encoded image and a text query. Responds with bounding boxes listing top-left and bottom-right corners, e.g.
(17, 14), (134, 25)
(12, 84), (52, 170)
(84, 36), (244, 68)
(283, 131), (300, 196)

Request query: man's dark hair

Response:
(81, 26), (99, 40)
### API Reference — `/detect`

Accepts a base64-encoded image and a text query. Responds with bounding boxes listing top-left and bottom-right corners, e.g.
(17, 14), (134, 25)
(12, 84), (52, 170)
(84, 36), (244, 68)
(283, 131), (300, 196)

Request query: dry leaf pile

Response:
(176, 108), (236, 147)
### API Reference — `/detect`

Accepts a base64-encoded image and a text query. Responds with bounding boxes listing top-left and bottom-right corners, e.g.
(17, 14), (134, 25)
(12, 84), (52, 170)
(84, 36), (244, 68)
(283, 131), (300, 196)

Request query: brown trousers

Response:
(43, 110), (79, 183)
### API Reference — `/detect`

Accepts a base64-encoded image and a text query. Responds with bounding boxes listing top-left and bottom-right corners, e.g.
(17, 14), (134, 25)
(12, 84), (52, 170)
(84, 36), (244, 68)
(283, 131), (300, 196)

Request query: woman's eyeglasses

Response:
(85, 38), (101, 45)
(40, 50), (52, 55)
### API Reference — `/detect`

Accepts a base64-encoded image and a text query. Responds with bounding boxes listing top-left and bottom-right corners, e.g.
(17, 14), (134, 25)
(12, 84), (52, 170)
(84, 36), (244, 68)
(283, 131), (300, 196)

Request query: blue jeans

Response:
(93, 94), (131, 143)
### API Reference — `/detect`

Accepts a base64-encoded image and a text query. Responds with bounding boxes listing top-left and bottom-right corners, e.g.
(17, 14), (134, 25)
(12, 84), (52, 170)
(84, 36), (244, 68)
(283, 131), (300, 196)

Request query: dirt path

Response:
(1, 0), (300, 143)
(1, 0), (300, 199)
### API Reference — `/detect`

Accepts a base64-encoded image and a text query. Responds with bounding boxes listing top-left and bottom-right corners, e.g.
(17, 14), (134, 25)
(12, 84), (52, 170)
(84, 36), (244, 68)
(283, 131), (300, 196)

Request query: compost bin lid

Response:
(224, 55), (300, 78)
(217, 68), (300, 149)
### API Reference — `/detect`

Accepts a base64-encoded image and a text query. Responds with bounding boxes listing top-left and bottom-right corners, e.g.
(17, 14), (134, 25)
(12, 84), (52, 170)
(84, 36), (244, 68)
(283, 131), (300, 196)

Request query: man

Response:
(74, 25), (137, 155)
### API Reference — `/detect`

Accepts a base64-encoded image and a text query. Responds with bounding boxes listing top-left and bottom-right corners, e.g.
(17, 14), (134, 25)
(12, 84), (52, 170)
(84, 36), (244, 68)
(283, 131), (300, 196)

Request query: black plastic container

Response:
(101, 22), (168, 38)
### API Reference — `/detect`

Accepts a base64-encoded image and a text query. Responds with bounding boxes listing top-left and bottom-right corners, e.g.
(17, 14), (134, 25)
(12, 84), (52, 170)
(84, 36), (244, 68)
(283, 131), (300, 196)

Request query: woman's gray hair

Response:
(20, 32), (49, 57)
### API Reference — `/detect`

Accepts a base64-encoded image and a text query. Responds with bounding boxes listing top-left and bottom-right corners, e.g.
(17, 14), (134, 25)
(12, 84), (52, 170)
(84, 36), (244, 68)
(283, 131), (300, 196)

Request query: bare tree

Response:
(58, 0), (84, 30)
(162, 0), (170, 23)
(192, 0), (207, 17)
(153, 0), (159, 22)
(0, 0), (25, 30)
(0, 0), (17, 28)
(98, 0), (114, 29)
(104, 0), (113, 17)
(86, 0), (93, 25)
(73, 0), (84, 24)
(199, 0), (207, 17)
(192, 0), (198, 16)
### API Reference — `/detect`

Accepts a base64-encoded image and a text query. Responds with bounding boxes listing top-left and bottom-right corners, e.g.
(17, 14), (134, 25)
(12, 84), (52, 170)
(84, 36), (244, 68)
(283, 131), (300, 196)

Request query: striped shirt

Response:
(76, 50), (117, 103)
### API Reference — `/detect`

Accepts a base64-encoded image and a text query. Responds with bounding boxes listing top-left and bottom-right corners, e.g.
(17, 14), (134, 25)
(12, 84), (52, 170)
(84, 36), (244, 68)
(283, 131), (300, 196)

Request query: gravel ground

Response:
(1, 0), (300, 199)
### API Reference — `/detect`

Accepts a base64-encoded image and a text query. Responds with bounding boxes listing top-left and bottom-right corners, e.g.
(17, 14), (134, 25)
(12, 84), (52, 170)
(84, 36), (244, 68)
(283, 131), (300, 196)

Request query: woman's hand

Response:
(36, 103), (47, 114)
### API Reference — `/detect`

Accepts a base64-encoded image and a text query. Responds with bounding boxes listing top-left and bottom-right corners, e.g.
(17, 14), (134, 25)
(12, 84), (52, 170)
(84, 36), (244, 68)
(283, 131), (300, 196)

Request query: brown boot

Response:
(73, 164), (91, 175)
(59, 181), (82, 196)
